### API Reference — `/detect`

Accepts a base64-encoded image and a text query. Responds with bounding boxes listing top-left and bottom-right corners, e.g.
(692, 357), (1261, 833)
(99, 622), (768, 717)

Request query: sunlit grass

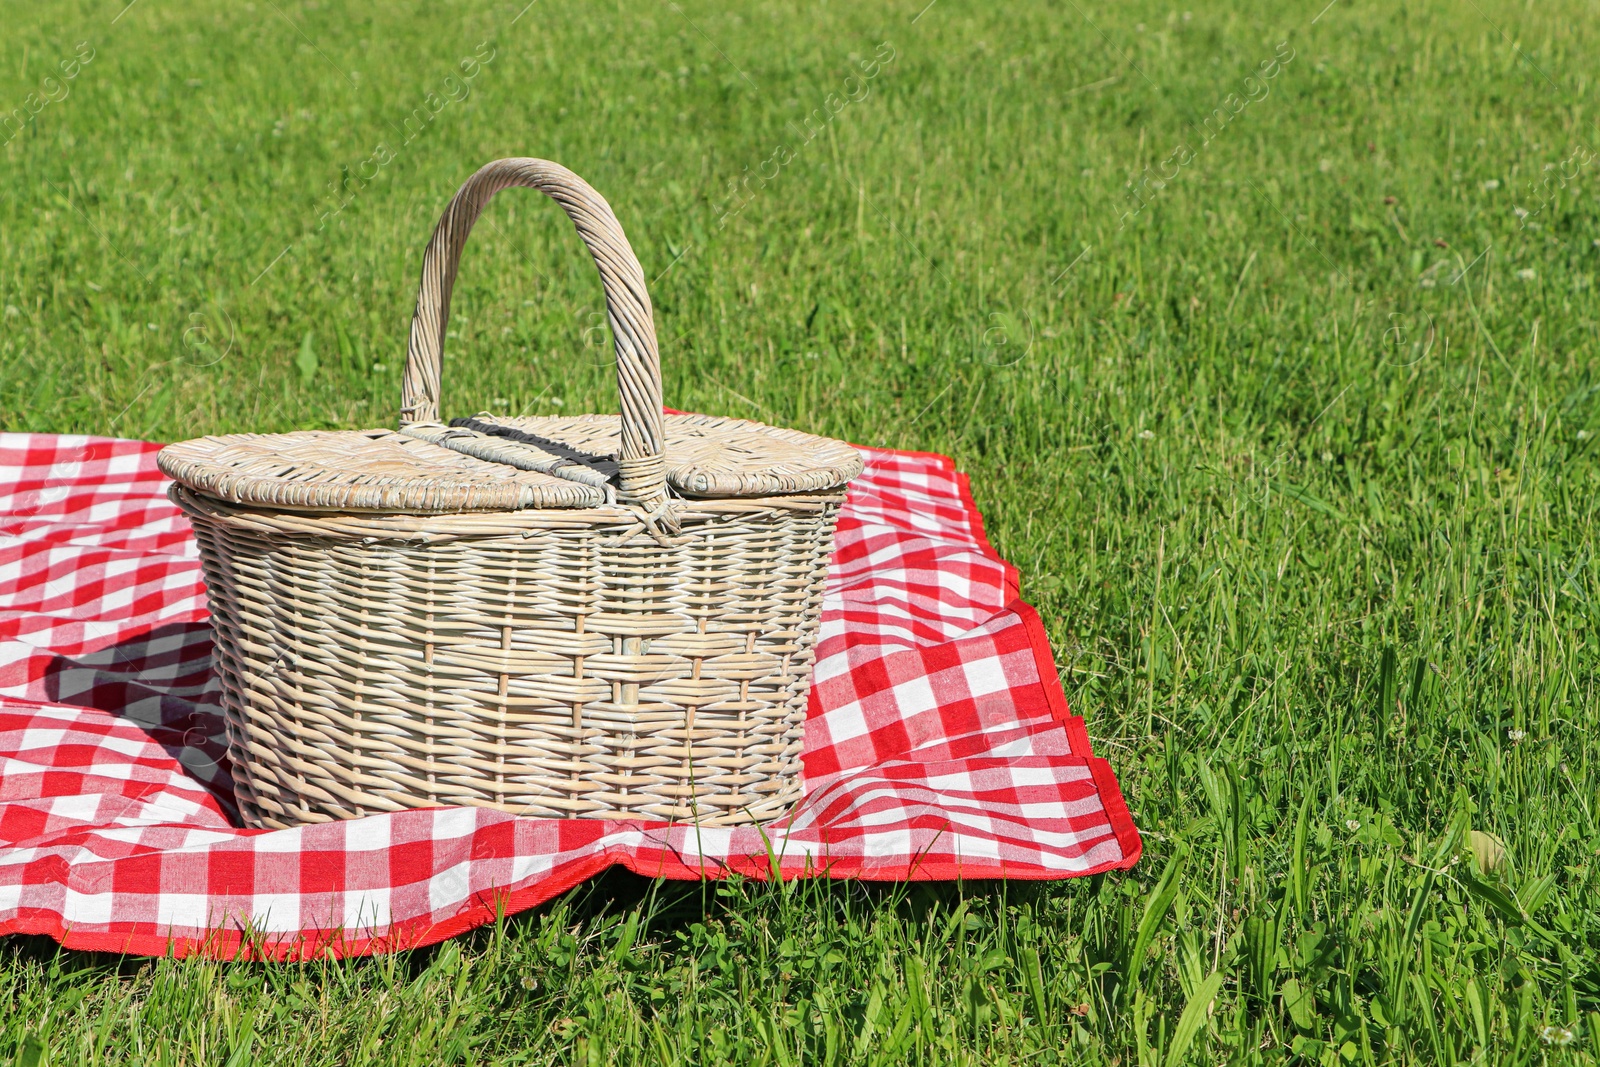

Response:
(3, 0), (1600, 1061)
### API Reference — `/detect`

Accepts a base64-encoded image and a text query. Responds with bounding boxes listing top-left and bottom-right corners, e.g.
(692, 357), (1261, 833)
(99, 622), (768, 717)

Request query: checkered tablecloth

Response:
(0, 432), (1138, 958)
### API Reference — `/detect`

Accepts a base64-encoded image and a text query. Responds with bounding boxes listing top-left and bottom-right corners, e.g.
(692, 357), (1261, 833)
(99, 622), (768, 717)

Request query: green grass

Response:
(4, 0), (1600, 1061)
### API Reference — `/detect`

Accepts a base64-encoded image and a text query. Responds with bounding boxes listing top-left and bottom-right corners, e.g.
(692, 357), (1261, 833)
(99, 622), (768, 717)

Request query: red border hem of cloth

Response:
(10, 440), (1141, 959)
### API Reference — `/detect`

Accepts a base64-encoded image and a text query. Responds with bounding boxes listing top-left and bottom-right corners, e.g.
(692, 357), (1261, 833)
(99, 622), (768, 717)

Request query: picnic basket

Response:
(159, 157), (862, 829)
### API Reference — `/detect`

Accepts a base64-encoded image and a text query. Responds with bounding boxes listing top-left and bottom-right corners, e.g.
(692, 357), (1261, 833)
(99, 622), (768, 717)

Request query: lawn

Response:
(3, 0), (1599, 1061)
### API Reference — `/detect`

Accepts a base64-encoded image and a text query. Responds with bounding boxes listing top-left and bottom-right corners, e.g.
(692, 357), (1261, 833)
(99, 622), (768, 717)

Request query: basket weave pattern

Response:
(165, 159), (856, 827)
(183, 490), (837, 826)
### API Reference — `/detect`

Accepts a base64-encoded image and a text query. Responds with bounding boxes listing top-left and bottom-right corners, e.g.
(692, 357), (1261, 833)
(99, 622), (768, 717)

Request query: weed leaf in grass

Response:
(1270, 479), (1347, 523)
(296, 331), (318, 384)
(1403, 804), (1469, 944)
(1280, 976), (1318, 1031)
(1462, 872), (1523, 926)
(1164, 968), (1224, 1067)
(1124, 849), (1186, 1006)
(1469, 829), (1507, 872)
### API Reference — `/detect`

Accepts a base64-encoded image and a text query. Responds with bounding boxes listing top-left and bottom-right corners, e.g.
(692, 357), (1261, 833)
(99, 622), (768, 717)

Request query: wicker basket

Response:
(159, 158), (861, 828)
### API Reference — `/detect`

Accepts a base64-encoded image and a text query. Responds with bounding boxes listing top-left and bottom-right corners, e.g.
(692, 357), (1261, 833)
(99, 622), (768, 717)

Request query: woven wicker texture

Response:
(156, 416), (862, 514)
(177, 486), (839, 826)
(399, 158), (669, 511)
(158, 429), (606, 512)
(461, 413), (864, 498)
(159, 158), (858, 827)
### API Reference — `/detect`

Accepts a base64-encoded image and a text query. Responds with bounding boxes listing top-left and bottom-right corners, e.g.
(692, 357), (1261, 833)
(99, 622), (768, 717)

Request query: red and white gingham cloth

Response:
(0, 432), (1138, 958)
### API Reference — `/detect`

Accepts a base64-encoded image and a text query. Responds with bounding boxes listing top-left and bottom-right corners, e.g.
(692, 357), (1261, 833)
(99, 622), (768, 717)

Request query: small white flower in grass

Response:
(550, 397), (565, 407)
(1346, 819), (1360, 832)
(372, 363), (387, 373)
(492, 398), (510, 408)
(1516, 269), (1537, 281)
(1540, 1025), (1574, 1048)
(147, 323), (158, 331)
(1138, 430), (1155, 440)
(1482, 179), (1500, 191)
(1509, 728), (1526, 743)
(1579, 430), (1592, 440)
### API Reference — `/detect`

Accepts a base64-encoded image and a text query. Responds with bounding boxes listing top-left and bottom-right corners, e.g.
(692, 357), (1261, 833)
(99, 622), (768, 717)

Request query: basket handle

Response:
(399, 157), (666, 510)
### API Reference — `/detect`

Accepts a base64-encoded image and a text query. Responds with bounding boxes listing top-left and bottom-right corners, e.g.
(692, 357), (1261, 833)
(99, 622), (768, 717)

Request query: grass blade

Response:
(1164, 970), (1224, 1067)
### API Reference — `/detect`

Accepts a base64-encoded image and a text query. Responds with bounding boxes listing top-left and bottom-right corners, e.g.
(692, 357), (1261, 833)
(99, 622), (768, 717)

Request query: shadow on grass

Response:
(2, 862), (1078, 980)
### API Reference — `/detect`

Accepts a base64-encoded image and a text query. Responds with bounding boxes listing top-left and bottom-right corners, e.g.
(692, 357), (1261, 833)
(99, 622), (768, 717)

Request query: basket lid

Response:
(158, 414), (862, 514)
(158, 428), (608, 512)
(158, 157), (861, 516)
(463, 412), (863, 498)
